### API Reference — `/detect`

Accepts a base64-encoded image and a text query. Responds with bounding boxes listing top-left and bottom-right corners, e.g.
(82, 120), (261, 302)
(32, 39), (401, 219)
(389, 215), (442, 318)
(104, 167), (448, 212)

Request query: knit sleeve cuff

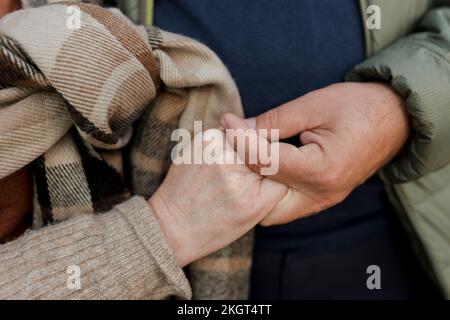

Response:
(111, 196), (192, 299)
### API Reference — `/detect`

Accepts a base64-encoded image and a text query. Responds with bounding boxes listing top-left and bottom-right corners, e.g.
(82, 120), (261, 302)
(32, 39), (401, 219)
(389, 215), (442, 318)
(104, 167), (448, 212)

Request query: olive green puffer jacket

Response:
(346, 0), (450, 298)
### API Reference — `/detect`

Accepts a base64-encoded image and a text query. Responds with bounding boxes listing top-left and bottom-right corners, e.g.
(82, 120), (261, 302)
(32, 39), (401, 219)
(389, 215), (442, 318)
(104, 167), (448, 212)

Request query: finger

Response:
(264, 141), (323, 185)
(221, 113), (325, 184)
(221, 113), (273, 173)
(259, 97), (322, 140)
(255, 177), (289, 220)
(222, 97), (321, 141)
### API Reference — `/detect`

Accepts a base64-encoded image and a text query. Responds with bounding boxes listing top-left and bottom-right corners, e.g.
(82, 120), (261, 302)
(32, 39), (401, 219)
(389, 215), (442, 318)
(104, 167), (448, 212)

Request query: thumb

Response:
(220, 113), (323, 185)
(250, 98), (319, 140)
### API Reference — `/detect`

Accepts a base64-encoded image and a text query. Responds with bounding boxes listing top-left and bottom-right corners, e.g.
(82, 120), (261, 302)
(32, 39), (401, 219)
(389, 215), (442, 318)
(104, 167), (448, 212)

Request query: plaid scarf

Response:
(0, 2), (250, 299)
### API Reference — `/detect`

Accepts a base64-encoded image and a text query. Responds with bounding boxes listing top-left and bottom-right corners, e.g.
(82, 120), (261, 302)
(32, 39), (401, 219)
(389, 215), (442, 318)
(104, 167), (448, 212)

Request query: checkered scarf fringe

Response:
(0, 2), (250, 299)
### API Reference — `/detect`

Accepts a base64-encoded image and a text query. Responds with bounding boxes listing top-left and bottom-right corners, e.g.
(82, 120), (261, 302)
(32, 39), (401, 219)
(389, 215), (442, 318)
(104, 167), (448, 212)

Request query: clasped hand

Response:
(149, 82), (410, 266)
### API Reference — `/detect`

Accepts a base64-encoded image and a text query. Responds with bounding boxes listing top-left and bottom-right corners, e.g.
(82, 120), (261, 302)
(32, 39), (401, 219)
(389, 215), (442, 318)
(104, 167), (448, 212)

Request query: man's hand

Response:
(221, 82), (411, 226)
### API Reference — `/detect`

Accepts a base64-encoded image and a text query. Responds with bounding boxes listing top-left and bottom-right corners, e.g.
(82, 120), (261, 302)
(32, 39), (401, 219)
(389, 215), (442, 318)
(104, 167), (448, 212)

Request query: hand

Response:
(148, 129), (287, 267)
(221, 82), (411, 226)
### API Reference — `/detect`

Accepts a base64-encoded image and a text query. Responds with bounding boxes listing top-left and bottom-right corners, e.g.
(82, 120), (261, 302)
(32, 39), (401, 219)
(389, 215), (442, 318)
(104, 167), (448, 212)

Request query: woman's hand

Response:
(148, 129), (287, 267)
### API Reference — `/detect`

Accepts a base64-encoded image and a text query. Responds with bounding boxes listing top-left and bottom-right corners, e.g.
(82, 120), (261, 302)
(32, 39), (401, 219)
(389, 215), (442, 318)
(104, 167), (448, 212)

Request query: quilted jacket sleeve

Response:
(347, 6), (450, 182)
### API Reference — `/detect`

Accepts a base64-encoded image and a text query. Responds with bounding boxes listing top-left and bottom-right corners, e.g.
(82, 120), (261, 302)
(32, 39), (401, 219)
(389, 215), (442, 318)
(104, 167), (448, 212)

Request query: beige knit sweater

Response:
(0, 197), (191, 299)
(0, 0), (247, 300)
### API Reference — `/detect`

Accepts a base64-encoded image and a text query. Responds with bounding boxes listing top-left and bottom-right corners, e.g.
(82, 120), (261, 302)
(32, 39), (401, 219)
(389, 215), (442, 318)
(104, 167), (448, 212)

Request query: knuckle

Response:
(262, 108), (280, 130)
(248, 163), (262, 174)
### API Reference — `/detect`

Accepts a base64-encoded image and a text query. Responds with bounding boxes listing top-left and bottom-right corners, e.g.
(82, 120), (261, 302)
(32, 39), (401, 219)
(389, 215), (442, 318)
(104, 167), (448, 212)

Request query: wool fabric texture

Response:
(0, 1), (249, 299)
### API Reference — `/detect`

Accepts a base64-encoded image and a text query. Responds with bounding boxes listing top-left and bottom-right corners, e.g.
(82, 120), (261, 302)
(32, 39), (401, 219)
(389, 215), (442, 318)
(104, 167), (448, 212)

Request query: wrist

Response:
(147, 192), (192, 267)
(367, 82), (411, 153)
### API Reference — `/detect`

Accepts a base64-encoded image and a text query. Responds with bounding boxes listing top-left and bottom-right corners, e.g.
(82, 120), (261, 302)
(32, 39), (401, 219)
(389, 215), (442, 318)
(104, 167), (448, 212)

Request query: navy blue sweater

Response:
(154, 0), (389, 248)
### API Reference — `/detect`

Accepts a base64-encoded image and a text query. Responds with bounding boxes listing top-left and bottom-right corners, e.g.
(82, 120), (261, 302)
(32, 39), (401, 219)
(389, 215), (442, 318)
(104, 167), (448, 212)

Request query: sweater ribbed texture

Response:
(0, 196), (191, 299)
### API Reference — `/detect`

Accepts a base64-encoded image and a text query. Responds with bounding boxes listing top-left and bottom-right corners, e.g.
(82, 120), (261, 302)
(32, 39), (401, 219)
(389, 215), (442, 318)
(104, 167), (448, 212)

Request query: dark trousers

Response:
(250, 212), (443, 300)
